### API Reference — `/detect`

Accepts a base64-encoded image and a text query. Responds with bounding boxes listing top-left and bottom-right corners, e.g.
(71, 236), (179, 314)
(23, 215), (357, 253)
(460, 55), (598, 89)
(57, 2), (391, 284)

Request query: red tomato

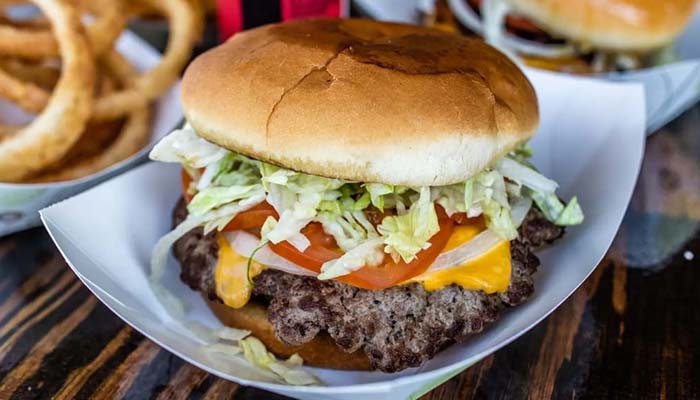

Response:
(269, 207), (455, 290)
(181, 169), (194, 203)
(268, 223), (343, 268)
(222, 202), (278, 232)
(181, 169), (277, 231)
(181, 168), (455, 290)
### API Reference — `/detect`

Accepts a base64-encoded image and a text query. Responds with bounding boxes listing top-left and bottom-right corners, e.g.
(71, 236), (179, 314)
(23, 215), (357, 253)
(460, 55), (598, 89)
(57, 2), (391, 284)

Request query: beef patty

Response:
(172, 199), (564, 372)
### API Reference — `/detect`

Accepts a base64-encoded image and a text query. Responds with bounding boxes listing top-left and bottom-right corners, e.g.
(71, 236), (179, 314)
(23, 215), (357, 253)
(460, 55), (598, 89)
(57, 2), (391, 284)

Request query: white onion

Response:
(511, 197), (533, 227)
(227, 198), (532, 280)
(422, 197), (532, 275)
(496, 158), (558, 193)
(427, 229), (503, 275)
(225, 231), (317, 277)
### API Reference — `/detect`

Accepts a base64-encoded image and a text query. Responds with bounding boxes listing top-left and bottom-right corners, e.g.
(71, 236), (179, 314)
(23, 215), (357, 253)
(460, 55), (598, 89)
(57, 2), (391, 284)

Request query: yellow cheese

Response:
(410, 239), (511, 294)
(214, 234), (263, 309)
(442, 219), (485, 252)
(214, 220), (512, 307)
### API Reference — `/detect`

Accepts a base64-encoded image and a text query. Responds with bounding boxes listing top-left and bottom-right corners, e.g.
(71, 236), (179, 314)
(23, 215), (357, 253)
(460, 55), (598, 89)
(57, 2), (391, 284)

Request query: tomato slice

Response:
(182, 169), (277, 231)
(267, 223), (343, 268)
(340, 215), (454, 290)
(181, 169), (194, 203)
(181, 167), (456, 290)
(223, 202), (278, 232)
(269, 207), (455, 290)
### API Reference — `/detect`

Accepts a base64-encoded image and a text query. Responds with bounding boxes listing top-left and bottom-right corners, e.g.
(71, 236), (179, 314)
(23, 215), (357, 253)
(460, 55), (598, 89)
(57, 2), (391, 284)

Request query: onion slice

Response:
(226, 198), (532, 280)
(427, 229), (503, 275)
(422, 198), (532, 275)
(225, 231), (317, 277)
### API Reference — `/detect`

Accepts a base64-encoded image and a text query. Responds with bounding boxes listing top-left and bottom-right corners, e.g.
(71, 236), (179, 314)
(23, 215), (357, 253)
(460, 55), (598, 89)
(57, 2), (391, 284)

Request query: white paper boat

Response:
(0, 31), (182, 236)
(355, 0), (700, 134)
(40, 71), (645, 399)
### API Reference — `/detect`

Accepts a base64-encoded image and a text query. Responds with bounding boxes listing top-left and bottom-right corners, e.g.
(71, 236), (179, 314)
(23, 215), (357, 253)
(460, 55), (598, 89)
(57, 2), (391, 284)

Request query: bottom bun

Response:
(204, 295), (371, 370)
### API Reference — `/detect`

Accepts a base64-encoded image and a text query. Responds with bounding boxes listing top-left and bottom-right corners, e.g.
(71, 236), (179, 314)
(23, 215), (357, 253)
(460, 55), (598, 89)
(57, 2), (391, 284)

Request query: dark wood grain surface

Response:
(2, 21), (700, 400)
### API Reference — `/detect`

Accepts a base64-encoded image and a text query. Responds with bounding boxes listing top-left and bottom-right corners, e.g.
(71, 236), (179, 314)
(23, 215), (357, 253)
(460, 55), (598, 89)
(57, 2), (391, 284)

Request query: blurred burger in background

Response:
(441, 0), (697, 73)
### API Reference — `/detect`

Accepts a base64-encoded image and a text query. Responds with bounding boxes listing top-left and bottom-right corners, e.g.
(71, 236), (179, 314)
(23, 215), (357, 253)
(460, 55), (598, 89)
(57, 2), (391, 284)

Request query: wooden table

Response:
(2, 25), (700, 400)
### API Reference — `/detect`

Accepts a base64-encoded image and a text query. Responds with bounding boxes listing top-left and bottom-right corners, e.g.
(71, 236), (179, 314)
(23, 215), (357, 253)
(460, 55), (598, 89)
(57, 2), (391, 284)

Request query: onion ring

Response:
(0, 57), (111, 139)
(30, 51), (151, 182)
(91, 0), (201, 121)
(0, 57), (60, 89)
(0, 65), (48, 112)
(0, 0), (125, 58)
(0, 0), (94, 182)
(0, 0), (200, 121)
(0, 55), (115, 114)
(0, 122), (19, 137)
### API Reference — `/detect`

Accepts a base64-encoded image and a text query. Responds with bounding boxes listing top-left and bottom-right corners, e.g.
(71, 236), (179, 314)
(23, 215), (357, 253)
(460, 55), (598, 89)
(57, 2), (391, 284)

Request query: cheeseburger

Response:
(150, 18), (583, 372)
(452, 0), (697, 73)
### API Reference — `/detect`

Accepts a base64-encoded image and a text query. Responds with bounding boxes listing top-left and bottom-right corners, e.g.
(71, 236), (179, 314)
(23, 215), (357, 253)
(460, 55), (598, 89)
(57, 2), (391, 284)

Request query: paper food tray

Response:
(40, 70), (645, 399)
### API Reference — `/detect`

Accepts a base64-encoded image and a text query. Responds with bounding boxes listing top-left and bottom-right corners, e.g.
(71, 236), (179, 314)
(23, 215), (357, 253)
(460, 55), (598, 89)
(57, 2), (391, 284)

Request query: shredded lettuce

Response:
(150, 123), (584, 284)
(496, 157), (558, 193)
(197, 323), (319, 386)
(432, 184), (467, 216)
(378, 187), (440, 263)
(556, 196), (584, 225)
(189, 185), (264, 216)
(527, 188), (584, 226)
(149, 124), (228, 169)
(240, 337), (319, 385)
(318, 238), (384, 280)
(261, 172), (345, 251)
(364, 183), (394, 212)
(482, 199), (518, 240)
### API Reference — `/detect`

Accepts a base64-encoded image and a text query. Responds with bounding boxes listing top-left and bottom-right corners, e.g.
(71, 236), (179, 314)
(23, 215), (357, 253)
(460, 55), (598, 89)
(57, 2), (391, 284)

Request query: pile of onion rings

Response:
(0, 0), (202, 183)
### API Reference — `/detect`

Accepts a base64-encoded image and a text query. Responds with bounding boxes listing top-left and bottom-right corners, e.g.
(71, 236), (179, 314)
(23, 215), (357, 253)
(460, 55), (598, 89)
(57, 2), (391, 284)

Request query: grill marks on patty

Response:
(172, 199), (564, 372)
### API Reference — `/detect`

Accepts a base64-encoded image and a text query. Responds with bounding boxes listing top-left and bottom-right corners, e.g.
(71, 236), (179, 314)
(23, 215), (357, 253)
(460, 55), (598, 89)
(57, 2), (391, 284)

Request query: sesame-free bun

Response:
(181, 18), (538, 186)
(508, 0), (697, 52)
(205, 296), (371, 370)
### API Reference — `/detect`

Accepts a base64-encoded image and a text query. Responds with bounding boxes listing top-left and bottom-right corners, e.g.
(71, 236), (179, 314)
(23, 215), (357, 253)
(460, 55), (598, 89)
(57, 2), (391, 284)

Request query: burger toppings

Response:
(173, 200), (564, 372)
(150, 123), (582, 297)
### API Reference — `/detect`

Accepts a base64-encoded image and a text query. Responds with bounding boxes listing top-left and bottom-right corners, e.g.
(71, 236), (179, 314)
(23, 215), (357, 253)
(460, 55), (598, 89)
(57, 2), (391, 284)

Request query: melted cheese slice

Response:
(214, 234), (263, 309)
(213, 221), (512, 306)
(407, 221), (512, 294)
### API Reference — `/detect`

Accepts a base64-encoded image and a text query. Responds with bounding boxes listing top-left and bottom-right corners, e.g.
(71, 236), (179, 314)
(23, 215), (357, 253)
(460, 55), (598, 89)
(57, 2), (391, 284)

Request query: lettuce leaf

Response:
(188, 185), (264, 216)
(151, 124), (584, 288)
(318, 238), (384, 280)
(556, 196), (584, 225)
(149, 124), (228, 169)
(378, 187), (440, 263)
(239, 337), (318, 385)
(364, 183), (394, 212)
(496, 157), (558, 193)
